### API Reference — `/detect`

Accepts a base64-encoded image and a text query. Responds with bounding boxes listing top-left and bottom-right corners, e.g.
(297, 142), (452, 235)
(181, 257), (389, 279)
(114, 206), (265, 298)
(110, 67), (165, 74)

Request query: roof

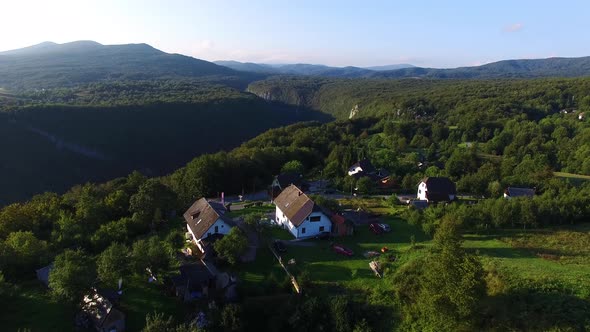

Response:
(275, 173), (304, 189)
(421, 177), (456, 194)
(420, 177), (456, 202)
(274, 185), (315, 227)
(36, 263), (53, 286)
(349, 159), (376, 174)
(81, 290), (117, 328)
(505, 187), (535, 197)
(184, 198), (234, 239)
(331, 214), (346, 225)
(171, 263), (214, 290)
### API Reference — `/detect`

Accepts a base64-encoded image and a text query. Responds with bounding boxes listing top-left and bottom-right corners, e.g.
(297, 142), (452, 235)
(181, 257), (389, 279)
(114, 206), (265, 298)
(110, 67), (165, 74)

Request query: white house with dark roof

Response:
(274, 185), (332, 238)
(184, 198), (235, 253)
(503, 187), (535, 199)
(417, 177), (457, 202)
(348, 159), (376, 177)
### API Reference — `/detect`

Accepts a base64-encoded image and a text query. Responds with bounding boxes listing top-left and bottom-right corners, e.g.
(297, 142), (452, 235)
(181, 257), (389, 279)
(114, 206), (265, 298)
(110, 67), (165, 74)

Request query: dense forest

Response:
(248, 76), (590, 119)
(0, 80), (330, 204)
(1, 76), (590, 329)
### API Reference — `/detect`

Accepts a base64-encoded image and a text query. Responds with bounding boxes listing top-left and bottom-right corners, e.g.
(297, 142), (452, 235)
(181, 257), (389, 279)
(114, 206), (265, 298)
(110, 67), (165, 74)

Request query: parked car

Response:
(273, 240), (286, 253)
(369, 223), (383, 235)
(378, 223), (391, 232)
(333, 245), (353, 256)
(315, 231), (331, 240)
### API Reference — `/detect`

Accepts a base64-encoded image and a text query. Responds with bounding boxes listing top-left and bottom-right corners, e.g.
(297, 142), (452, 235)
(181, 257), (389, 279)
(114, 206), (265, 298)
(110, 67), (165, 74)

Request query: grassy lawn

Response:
(120, 276), (187, 331)
(238, 197), (590, 299)
(3, 282), (75, 332)
(279, 214), (430, 293)
(268, 226), (294, 240)
(553, 171), (590, 180)
(225, 204), (275, 218)
(463, 223), (590, 297)
(232, 248), (290, 296)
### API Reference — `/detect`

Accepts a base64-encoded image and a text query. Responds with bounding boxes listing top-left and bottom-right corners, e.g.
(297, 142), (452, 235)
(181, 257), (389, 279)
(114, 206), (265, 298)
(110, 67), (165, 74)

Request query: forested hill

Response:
(0, 81), (331, 205)
(0, 41), (261, 90)
(217, 56), (590, 79)
(372, 56), (590, 79)
(248, 76), (590, 119)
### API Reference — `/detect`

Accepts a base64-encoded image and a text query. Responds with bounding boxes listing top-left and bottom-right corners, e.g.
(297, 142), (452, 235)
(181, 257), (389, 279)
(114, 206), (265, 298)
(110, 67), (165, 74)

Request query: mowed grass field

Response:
(243, 198), (590, 301)
(464, 224), (590, 297)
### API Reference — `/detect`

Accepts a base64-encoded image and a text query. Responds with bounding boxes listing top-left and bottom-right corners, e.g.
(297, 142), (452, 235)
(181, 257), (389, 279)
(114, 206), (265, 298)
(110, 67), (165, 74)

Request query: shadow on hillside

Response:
(479, 290), (590, 330)
(0, 98), (333, 206)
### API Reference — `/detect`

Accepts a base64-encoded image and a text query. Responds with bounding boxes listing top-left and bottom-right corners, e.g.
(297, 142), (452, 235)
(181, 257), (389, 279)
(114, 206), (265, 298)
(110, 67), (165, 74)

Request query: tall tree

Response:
(213, 228), (248, 265)
(49, 249), (96, 304)
(97, 243), (129, 288)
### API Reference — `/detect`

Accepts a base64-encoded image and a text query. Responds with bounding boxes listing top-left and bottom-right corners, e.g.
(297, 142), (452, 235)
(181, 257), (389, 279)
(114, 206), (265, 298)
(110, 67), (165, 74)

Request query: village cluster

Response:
(32, 159), (536, 332)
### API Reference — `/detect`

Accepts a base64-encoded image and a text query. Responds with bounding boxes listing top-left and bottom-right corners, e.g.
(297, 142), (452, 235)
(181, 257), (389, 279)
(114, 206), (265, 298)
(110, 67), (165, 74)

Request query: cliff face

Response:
(247, 85), (311, 107)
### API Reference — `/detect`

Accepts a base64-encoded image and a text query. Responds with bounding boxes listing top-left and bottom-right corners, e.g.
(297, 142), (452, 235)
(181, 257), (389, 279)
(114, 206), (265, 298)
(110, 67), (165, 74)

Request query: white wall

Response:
(275, 207), (332, 238)
(348, 166), (362, 176)
(275, 206), (298, 237)
(199, 219), (233, 240)
(188, 218), (234, 253)
(296, 211), (332, 238)
(417, 182), (427, 200)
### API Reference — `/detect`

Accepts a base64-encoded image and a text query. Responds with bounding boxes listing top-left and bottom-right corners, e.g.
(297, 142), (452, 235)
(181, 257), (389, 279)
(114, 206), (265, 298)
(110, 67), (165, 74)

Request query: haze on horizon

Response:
(1, 0), (589, 68)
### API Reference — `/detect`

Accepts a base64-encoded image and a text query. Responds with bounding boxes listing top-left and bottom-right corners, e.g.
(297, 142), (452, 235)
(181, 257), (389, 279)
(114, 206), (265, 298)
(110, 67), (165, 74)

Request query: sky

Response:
(1, 0), (589, 68)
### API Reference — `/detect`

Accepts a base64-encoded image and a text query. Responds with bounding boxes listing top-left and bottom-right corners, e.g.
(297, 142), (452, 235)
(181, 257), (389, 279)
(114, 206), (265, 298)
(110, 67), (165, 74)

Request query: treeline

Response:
(1, 80), (251, 109)
(248, 76), (590, 120)
(404, 184), (590, 235)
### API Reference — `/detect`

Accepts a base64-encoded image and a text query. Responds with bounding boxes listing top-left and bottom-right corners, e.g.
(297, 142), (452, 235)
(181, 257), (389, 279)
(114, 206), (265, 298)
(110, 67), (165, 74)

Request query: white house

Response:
(347, 159), (376, 176)
(184, 198), (235, 253)
(274, 185), (332, 238)
(417, 177), (456, 202)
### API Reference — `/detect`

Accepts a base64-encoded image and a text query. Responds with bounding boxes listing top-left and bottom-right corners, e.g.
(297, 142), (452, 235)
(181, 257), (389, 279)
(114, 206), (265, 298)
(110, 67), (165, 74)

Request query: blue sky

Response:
(1, 0), (589, 67)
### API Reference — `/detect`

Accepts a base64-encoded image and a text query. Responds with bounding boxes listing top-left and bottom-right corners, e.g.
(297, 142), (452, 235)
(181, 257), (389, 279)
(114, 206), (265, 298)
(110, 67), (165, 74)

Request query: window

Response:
(301, 227), (306, 234)
(418, 190), (421, 194)
(319, 226), (325, 232)
(310, 216), (321, 222)
(215, 226), (219, 233)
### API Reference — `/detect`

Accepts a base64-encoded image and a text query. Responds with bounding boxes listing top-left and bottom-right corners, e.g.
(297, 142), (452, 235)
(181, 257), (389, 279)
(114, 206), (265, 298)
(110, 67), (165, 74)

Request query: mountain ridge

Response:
(0, 41), (247, 90)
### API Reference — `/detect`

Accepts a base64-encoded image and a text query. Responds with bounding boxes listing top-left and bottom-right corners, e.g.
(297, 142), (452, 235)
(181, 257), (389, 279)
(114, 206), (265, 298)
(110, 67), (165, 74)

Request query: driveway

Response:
(234, 217), (259, 262)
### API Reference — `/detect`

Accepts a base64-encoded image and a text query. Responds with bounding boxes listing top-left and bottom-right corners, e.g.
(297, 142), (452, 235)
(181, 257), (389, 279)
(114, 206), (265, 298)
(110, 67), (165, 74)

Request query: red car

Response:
(333, 245), (353, 257)
(369, 223), (383, 235)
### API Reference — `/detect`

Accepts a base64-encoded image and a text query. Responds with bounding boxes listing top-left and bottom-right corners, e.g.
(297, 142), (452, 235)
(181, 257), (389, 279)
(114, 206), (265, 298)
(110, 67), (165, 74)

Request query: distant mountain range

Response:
(370, 57), (590, 79)
(214, 61), (416, 77)
(0, 41), (247, 90)
(216, 58), (590, 79)
(2, 41), (590, 91)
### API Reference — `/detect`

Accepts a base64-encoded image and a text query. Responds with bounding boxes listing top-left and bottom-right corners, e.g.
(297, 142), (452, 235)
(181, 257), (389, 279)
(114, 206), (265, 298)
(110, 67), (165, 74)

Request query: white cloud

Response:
(503, 23), (524, 33)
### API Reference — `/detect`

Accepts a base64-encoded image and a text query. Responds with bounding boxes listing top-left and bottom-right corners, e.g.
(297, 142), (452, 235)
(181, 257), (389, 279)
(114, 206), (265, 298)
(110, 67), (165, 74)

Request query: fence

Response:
(268, 245), (302, 294)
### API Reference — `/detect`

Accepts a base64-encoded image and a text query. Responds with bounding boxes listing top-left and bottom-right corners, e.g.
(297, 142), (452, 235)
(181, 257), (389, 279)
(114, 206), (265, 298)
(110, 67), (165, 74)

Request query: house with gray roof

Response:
(504, 187), (535, 199)
(274, 185), (332, 238)
(184, 198), (235, 253)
